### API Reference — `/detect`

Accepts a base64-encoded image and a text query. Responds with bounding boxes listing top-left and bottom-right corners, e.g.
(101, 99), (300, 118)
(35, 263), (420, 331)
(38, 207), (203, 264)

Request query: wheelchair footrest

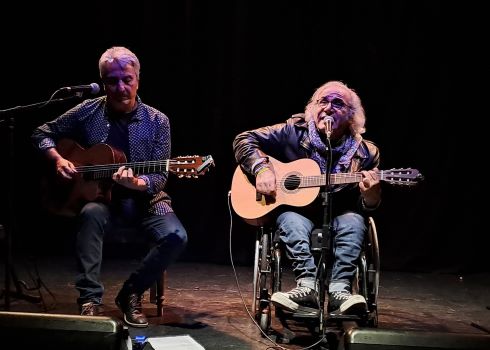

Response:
(327, 312), (365, 321)
(276, 307), (320, 319)
(291, 310), (320, 318)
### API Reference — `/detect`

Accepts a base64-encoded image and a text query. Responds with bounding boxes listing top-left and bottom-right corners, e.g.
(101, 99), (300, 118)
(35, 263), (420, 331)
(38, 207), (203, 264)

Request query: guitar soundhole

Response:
(284, 174), (300, 191)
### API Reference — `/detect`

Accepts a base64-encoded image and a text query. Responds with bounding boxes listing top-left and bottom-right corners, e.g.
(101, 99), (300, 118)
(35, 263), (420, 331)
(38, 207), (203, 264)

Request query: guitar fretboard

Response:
(285, 172), (366, 188)
(75, 160), (170, 179)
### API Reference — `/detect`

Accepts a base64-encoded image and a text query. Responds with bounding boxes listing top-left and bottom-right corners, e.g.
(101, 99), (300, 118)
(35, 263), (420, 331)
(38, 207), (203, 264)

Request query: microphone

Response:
(60, 83), (100, 95)
(324, 115), (334, 139)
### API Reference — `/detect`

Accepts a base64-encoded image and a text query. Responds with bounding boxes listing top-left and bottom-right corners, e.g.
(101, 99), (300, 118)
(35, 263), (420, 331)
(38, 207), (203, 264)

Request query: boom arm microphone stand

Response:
(0, 92), (82, 310)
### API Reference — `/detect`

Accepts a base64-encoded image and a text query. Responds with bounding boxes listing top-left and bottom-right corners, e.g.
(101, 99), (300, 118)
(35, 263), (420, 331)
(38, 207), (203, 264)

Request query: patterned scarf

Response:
(307, 119), (362, 174)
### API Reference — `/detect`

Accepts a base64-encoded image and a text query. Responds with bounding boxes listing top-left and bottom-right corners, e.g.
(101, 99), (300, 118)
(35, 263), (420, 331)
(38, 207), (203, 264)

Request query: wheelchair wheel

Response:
(352, 217), (380, 327)
(272, 241), (281, 294)
(365, 217), (380, 326)
(252, 228), (273, 332)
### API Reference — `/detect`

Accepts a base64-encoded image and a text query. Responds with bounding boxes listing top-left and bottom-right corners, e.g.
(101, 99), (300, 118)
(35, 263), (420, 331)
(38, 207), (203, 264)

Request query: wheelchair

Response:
(251, 216), (380, 342)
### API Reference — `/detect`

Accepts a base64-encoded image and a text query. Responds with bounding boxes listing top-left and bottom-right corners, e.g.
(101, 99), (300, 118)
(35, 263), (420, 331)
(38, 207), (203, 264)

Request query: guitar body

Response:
(230, 157), (321, 226)
(43, 139), (127, 217)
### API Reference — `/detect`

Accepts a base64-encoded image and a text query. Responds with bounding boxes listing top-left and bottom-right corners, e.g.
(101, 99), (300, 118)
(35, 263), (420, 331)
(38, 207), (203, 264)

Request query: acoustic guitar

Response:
(230, 156), (422, 226)
(42, 138), (214, 217)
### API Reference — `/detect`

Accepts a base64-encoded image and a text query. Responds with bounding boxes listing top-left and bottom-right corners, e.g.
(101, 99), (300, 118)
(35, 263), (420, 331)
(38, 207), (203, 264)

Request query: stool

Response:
(150, 271), (166, 317)
(108, 227), (167, 317)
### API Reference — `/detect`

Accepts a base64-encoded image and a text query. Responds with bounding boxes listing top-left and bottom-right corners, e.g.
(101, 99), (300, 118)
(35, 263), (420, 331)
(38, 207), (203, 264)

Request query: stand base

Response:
(1, 288), (42, 305)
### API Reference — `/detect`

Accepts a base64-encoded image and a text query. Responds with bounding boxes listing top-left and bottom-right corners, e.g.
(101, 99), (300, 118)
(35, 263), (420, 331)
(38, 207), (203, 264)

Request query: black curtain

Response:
(1, 1), (482, 273)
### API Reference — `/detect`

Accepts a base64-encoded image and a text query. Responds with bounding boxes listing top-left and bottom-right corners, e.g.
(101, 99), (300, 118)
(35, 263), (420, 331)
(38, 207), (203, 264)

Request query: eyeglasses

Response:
(316, 96), (349, 110)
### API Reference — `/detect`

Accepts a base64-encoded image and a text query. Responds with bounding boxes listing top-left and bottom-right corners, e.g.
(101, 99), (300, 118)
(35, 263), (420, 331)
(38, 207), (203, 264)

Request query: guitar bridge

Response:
(255, 192), (275, 205)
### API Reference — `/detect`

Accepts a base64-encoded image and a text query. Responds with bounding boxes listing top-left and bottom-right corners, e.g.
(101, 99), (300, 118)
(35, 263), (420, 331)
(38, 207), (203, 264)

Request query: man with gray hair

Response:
(233, 81), (381, 316)
(32, 46), (188, 328)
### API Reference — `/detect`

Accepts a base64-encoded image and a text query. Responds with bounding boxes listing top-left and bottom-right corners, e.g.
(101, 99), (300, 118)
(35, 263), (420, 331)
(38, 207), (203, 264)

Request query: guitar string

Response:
(277, 171), (416, 187)
(74, 160), (198, 173)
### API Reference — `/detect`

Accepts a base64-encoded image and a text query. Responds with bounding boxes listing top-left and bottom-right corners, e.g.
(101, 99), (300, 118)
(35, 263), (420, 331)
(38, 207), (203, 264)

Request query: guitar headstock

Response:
(380, 168), (424, 186)
(169, 155), (215, 178)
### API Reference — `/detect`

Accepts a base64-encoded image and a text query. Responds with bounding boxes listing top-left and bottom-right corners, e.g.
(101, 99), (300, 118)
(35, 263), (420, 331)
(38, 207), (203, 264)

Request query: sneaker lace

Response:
(287, 286), (312, 298)
(81, 302), (94, 314)
(128, 294), (143, 313)
(331, 291), (351, 301)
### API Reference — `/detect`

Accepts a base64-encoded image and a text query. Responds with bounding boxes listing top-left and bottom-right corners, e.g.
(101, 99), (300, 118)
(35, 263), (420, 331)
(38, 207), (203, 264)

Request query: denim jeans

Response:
(75, 201), (187, 305)
(276, 211), (366, 293)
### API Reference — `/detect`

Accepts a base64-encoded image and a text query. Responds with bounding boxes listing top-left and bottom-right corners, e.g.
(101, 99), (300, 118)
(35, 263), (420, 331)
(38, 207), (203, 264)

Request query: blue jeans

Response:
(276, 211), (366, 293)
(75, 202), (187, 305)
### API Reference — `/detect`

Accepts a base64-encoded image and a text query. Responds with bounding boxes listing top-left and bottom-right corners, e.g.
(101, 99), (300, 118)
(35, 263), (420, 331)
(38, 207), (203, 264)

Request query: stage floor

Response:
(1, 255), (489, 349)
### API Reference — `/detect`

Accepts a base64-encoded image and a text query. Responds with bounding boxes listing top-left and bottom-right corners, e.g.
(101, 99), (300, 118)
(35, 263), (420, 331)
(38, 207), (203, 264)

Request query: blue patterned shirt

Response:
(32, 95), (173, 215)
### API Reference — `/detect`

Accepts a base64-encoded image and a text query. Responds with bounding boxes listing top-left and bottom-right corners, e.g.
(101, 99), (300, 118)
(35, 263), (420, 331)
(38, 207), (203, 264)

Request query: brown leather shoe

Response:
(115, 292), (148, 328)
(79, 302), (102, 316)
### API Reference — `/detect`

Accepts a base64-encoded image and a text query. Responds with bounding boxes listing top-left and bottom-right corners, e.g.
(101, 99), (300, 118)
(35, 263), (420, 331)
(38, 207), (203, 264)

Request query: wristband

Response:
(256, 167), (270, 176)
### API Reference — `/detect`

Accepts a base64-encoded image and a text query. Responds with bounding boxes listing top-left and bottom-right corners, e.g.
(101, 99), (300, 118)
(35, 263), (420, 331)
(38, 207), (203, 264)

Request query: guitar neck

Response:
(75, 160), (170, 179)
(301, 173), (364, 188)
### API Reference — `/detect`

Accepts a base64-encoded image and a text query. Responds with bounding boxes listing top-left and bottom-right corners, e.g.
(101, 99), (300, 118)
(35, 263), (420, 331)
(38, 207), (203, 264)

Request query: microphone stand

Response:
(0, 94), (82, 310)
(318, 132), (333, 334)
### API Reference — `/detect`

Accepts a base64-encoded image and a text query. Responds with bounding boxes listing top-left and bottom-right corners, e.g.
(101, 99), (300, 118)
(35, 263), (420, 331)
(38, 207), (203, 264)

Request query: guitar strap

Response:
(307, 119), (362, 174)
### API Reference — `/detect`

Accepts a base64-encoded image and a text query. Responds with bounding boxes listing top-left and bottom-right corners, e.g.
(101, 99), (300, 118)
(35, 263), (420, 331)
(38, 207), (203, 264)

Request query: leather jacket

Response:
(232, 113), (380, 220)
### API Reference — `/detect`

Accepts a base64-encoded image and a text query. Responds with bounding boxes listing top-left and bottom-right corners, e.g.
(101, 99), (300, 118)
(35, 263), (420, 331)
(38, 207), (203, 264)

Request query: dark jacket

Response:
(232, 114), (380, 223)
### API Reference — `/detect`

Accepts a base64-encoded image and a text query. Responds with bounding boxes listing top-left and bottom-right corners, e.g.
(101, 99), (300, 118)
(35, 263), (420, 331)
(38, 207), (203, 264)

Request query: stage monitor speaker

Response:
(0, 311), (129, 350)
(340, 327), (490, 350)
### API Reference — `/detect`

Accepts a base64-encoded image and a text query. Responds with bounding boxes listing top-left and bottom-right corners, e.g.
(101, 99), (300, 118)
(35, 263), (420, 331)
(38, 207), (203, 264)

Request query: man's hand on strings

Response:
(56, 158), (77, 179)
(255, 167), (277, 197)
(113, 166), (141, 190)
(359, 168), (381, 207)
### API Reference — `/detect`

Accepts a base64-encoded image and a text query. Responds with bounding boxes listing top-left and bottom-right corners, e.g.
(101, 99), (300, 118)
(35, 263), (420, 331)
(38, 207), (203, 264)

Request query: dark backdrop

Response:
(1, 2), (481, 273)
